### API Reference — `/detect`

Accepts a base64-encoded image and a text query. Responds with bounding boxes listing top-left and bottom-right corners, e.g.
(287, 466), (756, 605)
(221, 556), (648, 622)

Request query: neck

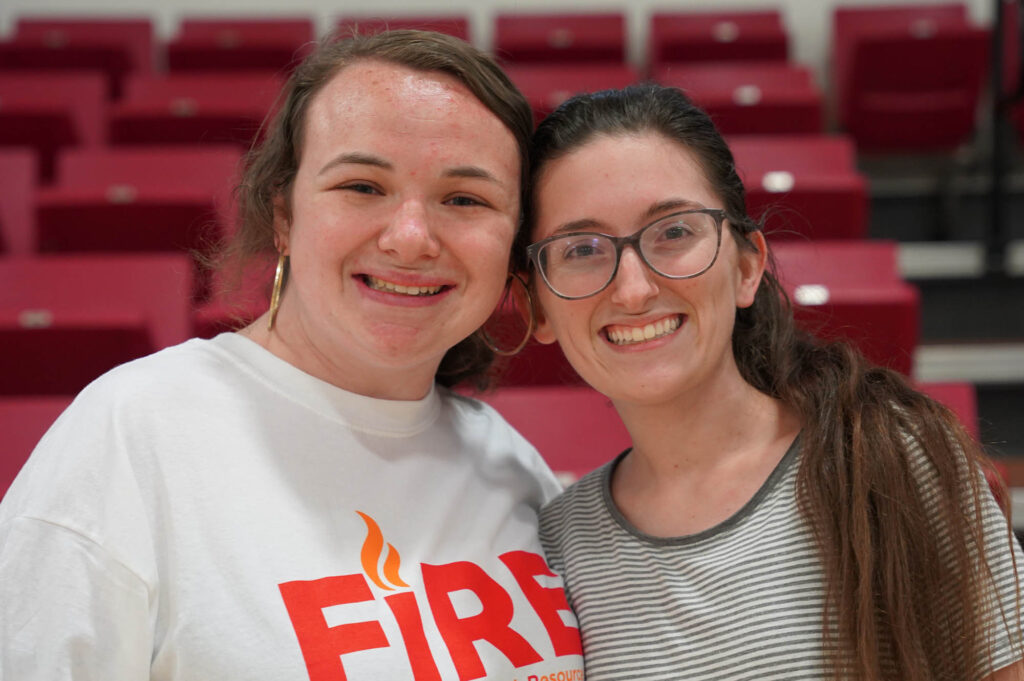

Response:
(613, 370), (795, 480)
(240, 311), (438, 401)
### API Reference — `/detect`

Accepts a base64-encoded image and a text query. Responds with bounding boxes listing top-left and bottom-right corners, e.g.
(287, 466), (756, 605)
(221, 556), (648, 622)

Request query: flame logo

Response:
(356, 511), (410, 591)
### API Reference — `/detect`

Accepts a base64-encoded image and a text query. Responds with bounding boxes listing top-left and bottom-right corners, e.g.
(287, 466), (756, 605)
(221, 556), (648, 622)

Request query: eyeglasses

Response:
(526, 208), (726, 300)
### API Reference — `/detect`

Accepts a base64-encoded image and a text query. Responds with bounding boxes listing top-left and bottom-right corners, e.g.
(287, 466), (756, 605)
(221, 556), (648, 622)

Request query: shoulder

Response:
(539, 463), (610, 538)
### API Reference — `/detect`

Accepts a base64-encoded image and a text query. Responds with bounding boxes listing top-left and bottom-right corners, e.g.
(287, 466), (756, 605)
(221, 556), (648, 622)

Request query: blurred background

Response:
(0, 0), (1021, 538)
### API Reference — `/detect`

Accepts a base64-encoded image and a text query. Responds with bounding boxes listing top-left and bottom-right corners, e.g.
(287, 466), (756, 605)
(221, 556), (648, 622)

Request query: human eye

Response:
(559, 236), (607, 262)
(336, 182), (382, 196)
(445, 194), (489, 208)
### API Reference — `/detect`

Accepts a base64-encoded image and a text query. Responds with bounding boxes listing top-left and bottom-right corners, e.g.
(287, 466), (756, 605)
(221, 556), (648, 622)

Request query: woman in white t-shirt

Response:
(0, 31), (584, 680)
(516, 83), (1023, 681)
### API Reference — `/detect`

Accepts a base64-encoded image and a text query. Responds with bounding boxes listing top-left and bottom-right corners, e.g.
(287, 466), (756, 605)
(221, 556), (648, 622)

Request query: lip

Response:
(355, 273), (454, 307)
(601, 313), (686, 350)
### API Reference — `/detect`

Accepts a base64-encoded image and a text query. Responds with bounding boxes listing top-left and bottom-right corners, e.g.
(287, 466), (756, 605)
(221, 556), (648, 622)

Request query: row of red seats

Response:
(0, 380), (986, 498)
(0, 238), (918, 400)
(0, 4), (1001, 153)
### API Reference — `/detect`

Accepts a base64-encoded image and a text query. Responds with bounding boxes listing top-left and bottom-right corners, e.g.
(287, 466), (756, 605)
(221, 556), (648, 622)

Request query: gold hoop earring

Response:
(268, 252), (287, 332)
(479, 273), (536, 357)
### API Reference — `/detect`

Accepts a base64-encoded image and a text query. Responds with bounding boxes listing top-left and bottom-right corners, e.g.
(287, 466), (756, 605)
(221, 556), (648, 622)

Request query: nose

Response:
(609, 246), (659, 310)
(377, 199), (441, 262)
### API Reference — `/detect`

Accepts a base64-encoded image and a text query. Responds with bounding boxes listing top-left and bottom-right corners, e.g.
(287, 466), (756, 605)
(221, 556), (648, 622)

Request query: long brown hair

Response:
(228, 29), (533, 389)
(524, 83), (1021, 680)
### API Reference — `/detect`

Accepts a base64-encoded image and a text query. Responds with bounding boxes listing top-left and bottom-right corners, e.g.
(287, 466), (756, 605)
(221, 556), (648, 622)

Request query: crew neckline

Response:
(206, 332), (443, 437)
(600, 434), (801, 546)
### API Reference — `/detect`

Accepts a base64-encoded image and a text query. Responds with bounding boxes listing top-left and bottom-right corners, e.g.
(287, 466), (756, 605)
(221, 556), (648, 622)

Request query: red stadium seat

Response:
(0, 396), (73, 499)
(0, 71), (106, 183)
(504, 63), (639, 123)
(0, 149), (37, 254)
(772, 240), (919, 375)
(166, 18), (315, 73)
(654, 62), (823, 134)
(0, 17), (153, 98)
(109, 72), (282, 148)
(471, 385), (631, 481)
(494, 12), (625, 64)
(832, 4), (989, 151)
(915, 381), (978, 439)
(0, 254), (193, 395)
(35, 146), (240, 259)
(728, 134), (869, 240)
(649, 10), (788, 71)
(336, 16), (470, 41)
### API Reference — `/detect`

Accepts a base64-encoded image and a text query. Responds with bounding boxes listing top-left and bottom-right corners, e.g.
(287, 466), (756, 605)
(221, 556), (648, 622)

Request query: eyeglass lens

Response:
(536, 211), (720, 299)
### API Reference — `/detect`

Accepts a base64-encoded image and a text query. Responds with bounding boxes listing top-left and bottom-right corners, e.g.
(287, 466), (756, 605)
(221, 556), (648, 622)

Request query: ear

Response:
(510, 272), (558, 345)
(272, 195), (291, 255)
(735, 230), (768, 309)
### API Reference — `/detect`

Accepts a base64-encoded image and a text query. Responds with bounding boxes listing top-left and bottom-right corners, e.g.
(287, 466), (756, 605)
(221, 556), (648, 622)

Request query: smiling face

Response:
(271, 59), (520, 398)
(529, 132), (766, 406)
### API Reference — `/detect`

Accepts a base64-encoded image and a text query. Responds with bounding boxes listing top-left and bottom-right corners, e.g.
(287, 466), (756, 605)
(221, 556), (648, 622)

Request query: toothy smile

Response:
(604, 315), (682, 346)
(364, 275), (445, 297)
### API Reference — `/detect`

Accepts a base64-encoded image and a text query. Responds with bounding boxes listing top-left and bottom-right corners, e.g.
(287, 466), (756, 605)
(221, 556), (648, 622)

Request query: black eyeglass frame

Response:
(526, 208), (727, 300)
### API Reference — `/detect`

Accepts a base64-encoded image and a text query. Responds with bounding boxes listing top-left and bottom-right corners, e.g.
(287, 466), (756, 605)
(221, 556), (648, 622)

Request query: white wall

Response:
(0, 0), (996, 83)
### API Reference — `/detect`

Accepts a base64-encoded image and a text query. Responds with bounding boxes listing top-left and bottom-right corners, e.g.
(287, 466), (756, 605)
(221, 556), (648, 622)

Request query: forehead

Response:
(302, 59), (500, 147)
(533, 132), (720, 236)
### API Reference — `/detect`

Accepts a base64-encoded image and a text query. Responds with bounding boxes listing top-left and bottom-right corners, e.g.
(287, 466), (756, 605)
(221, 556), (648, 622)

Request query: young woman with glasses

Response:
(515, 83), (1023, 681)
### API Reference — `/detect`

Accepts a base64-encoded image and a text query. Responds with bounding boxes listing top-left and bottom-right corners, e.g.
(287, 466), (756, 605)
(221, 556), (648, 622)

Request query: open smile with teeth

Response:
(365, 275), (445, 297)
(605, 315), (682, 346)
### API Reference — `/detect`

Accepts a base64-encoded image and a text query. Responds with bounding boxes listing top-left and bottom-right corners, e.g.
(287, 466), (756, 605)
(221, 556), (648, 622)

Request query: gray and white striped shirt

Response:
(539, 439), (1023, 680)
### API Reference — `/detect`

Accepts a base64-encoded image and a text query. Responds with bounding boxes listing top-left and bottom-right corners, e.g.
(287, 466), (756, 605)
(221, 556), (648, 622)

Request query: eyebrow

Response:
(317, 152), (392, 177)
(551, 198), (707, 235)
(316, 155), (506, 189)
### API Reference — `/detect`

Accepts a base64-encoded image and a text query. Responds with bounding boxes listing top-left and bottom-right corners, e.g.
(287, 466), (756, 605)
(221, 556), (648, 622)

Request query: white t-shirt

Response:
(0, 333), (584, 681)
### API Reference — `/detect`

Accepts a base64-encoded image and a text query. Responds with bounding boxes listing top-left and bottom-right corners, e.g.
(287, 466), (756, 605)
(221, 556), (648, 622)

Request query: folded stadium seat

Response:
(335, 15), (470, 41)
(0, 149), (38, 254)
(35, 146), (240, 256)
(0, 17), (153, 99)
(832, 4), (990, 151)
(771, 240), (919, 375)
(470, 385), (631, 482)
(0, 254), (193, 395)
(727, 134), (868, 240)
(109, 72), (282, 148)
(654, 62), (823, 134)
(166, 18), (315, 73)
(494, 12), (626, 64)
(649, 10), (788, 72)
(0, 71), (106, 183)
(0, 396), (73, 499)
(504, 63), (639, 124)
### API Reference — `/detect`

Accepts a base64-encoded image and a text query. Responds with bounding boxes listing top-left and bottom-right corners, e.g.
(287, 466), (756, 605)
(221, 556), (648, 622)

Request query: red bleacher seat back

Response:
(771, 240), (920, 375)
(649, 11), (788, 69)
(472, 385), (631, 481)
(0, 254), (193, 395)
(504, 64), (639, 124)
(35, 146), (240, 258)
(110, 72), (282, 147)
(832, 4), (988, 151)
(0, 72), (106, 183)
(0, 18), (153, 98)
(728, 134), (868, 240)
(167, 18), (315, 72)
(336, 16), (470, 41)
(0, 396), (73, 499)
(494, 13), (626, 64)
(0, 149), (37, 254)
(655, 62), (823, 134)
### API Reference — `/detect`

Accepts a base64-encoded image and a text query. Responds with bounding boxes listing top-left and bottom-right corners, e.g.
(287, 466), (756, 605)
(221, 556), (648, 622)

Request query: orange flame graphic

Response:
(356, 511), (410, 591)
